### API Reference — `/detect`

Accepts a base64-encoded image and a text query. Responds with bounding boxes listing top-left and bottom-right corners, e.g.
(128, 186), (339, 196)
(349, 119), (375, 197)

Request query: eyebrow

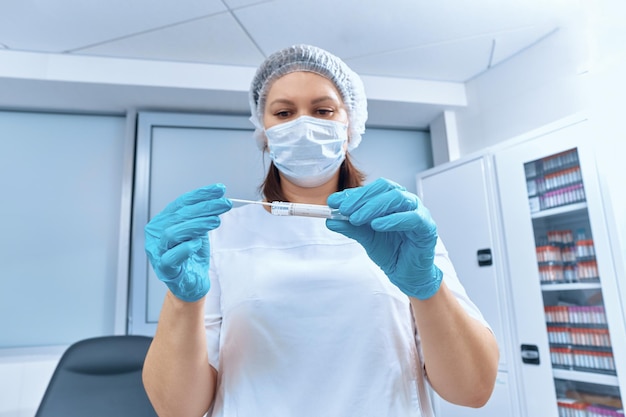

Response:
(267, 95), (341, 107)
(267, 98), (294, 107)
(311, 95), (341, 105)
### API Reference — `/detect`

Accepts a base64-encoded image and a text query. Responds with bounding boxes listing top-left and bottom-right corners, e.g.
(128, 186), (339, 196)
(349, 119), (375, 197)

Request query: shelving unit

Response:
(524, 147), (623, 416)
(420, 117), (625, 417)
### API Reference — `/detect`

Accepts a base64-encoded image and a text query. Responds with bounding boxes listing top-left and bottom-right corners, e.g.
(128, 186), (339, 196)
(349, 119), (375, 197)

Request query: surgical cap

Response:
(249, 44), (368, 151)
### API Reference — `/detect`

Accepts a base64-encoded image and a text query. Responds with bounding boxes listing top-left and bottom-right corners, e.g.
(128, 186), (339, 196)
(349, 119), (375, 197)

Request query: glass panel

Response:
(524, 148), (623, 415)
(0, 111), (125, 347)
(146, 125), (267, 323)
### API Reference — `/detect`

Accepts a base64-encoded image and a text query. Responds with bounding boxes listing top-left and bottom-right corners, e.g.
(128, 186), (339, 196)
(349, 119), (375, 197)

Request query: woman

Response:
(143, 44), (499, 417)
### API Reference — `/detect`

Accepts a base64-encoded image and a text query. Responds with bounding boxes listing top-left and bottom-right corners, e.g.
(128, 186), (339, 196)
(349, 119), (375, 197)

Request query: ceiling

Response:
(0, 0), (580, 128)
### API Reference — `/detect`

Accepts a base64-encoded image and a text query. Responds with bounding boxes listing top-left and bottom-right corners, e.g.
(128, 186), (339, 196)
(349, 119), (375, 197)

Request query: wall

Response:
(0, 111), (128, 349)
(443, 9), (626, 413)
(585, 1), (626, 283)
(0, 348), (61, 417)
(455, 24), (587, 155)
(454, 2), (626, 289)
(0, 110), (130, 417)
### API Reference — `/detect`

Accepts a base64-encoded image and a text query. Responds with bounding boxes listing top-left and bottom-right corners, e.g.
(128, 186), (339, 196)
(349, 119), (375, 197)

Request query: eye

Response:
(274, 110), (292, 118)
(316, 108), (334, 116)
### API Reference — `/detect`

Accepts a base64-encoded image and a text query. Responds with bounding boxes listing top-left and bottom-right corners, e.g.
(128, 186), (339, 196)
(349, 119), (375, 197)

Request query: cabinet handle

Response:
(521, 344), (540, 365)
(477, 248), (493, 266)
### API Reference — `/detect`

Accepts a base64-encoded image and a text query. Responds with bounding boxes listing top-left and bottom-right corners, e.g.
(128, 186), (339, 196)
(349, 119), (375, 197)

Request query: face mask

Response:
(265, 115), (348, 188)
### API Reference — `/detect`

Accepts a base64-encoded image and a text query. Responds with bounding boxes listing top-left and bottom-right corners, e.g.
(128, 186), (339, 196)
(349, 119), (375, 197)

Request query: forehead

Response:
(265, 71), (343, 102)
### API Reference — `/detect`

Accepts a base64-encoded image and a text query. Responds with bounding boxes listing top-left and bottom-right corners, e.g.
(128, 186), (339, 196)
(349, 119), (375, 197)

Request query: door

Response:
(417, 155), (520, 416)
(494, 117), (626, 416)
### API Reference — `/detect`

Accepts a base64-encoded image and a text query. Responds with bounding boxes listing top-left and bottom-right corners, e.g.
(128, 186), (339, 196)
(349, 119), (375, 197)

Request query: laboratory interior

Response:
(1, 1), (625, 416)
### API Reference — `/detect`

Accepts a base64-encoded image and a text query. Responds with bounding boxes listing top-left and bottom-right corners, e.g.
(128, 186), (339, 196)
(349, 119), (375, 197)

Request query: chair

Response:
(35, 335), (158, 417)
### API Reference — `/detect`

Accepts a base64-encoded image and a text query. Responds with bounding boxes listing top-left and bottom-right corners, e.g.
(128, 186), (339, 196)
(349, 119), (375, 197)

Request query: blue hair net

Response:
(249, 44), (368, 151)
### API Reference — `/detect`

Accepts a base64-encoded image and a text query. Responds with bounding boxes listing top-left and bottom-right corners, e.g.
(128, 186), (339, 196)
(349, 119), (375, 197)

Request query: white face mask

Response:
(265, 115), (348, 188)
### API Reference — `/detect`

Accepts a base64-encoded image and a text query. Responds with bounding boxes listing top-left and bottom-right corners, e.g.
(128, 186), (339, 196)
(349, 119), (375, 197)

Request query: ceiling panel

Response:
(222, 0), (276, 10)
(234, 0), (563, 62)
(490, 25), (557, 67)
(344, 36), (495, 80)
(0, 0), (226, 52)
(76, 13), (265, 66)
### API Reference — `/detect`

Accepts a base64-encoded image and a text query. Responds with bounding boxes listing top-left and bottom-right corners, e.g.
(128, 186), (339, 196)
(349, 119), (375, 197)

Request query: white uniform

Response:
(205, 203), (488, 417)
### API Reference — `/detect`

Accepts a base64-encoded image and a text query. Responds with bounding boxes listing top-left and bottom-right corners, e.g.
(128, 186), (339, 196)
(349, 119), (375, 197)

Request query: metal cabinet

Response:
(417, 155), (521, 417)
(495, 118), (626, 416)
(417, 116), (625, 416)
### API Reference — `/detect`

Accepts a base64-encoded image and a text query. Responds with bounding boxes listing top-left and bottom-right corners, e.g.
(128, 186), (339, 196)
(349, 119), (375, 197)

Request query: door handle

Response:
(521, 344), (540, 365)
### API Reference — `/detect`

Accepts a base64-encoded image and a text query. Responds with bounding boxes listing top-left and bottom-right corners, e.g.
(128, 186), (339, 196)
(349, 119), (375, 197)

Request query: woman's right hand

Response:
(326, 178), (442, 300)
(144, 183), (232, 302)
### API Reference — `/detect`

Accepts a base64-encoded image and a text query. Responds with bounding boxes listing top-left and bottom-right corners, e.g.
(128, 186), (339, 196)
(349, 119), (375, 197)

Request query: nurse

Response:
(143, 44), (499, 417)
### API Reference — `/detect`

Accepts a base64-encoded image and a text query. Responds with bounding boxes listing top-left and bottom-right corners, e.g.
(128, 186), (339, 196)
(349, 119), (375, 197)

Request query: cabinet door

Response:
(494, 118), (626, 416)
(417, 156), (519, 417)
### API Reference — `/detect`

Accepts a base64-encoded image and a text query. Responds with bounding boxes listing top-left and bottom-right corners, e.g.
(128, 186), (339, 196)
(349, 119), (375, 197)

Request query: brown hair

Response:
(260, 153), (366, 202)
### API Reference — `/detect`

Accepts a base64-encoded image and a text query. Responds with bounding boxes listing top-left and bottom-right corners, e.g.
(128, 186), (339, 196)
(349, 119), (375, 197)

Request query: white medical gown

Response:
(205, 203), (488, 417)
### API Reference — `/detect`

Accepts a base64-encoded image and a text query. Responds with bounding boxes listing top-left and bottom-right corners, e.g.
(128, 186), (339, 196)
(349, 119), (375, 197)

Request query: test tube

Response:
(270, 201), (350, 220)
(229, 199), (349, 221)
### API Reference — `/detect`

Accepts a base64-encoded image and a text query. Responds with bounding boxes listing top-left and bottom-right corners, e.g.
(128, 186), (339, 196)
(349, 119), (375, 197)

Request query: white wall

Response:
(453, 2), (626, 289)
(455, 24), (587, 155)
(0, 348), (61, 417)
(585, 1), (626, 282)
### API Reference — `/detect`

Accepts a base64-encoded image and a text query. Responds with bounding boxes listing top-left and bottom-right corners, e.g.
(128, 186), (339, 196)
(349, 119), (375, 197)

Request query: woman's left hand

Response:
(326, 178), (443, 300)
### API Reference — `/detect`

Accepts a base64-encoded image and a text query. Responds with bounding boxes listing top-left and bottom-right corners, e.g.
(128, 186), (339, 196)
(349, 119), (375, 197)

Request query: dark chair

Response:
(35, 335), (158, 417)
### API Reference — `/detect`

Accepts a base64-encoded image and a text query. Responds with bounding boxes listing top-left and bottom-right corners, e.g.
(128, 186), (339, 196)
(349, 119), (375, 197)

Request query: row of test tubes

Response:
(547, 327), (612, 347)
(543, 166), (583, 191)
(550, 347), (616, 373)
(538, 261), (599, 284)
(536, 242), (595, 263)
(529, 166), (583, 196)
(536, 229), (598, 283)
(525, 149), (584, 212)
(558, 400), (624, 417)
(524, 148), (579, 179)
(586, 406), (625, 417)
(545, 306), (607, 325)
(541, 184), (586, 210)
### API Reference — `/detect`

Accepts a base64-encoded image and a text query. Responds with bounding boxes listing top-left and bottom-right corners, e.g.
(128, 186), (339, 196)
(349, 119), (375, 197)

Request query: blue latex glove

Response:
(326, 178), (443, 300)
(144, 184), (232, 302)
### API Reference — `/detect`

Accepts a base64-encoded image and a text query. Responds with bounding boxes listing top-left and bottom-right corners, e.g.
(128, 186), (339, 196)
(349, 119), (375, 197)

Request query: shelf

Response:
(549, 343), (613, 353)
(531, 202), (588, 219)
(553, 369), (620, 386)
(541, 282), (602, 291)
